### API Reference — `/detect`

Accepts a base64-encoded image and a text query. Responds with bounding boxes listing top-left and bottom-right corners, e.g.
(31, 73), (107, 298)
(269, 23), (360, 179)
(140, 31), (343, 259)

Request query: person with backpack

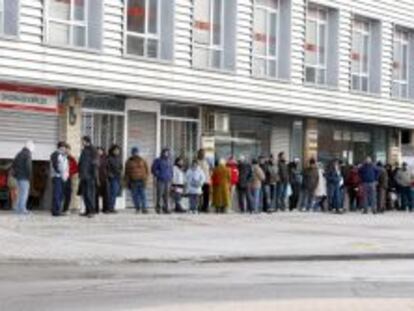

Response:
(78, 136), (98, 218)
(151, 148), (173, 214)
(12, 140), (35, 215)
(125, 147), (150, 213)
(107, 144), (123, 213)
(186, 159), (206, 213)
(50, 141), (69, 216)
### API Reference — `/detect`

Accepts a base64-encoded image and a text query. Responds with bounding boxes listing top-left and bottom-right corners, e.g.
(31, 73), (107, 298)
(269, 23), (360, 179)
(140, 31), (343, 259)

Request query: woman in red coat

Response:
(226, 156), (239, 211)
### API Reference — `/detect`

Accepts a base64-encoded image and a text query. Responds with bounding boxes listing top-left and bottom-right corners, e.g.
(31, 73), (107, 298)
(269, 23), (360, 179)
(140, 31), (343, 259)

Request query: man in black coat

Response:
(78, 136), (98, 218)
(237, 155), (253, 213)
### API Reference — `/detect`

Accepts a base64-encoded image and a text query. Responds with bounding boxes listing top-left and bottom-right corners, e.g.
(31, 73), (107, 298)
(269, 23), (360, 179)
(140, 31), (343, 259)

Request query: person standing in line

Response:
(251, 158), (265, 213)
(345, 164), (361, 212)
(62, 144), (78, 214)
(326, 159), (343, 213)
(152, 148), (173, 214)
(50, 142), (69, 216)
(211, 159), (231, 214)
(268, 155), (279, 212)
(395, 162), (413, 212)
(385, 163), (397, 210)
(78, 136), (98, 218)
(186, 159), (206, 213)
(197, 149), (211, 213)
(172, 157), (186, 213)
(12, 140), (35, 215)
(107, 144), (123, 213)
(125, 147), (150, 214)
(314, 162), (327, 211)
(226, 156), (239, 211)
(393, 163), (402, 210)
(376, 162), (388, 214)
(237, 155), (253, 213)
(288, 158), (302, 211)
(358, 156), (379, 214)
(276, 152), (289, 211)
(301, 158), (319, 212)
(259, 155), (271, 213)
(95, 147), (110, 214)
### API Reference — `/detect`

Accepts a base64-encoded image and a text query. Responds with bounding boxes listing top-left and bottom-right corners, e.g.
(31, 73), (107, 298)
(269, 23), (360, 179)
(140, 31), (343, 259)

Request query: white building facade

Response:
(1, 0), (414, 206)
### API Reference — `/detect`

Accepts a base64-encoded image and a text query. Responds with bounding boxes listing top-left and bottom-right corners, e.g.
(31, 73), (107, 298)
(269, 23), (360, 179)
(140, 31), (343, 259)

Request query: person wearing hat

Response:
(12, 140), (35, 215)
(125, 147), (150, 213)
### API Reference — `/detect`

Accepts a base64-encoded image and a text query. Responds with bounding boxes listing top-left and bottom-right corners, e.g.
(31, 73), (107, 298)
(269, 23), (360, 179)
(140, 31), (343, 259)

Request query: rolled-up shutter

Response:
(4, 0), (19, 36)
(127, 111), (157, 208)
(88, 0), (103, 50)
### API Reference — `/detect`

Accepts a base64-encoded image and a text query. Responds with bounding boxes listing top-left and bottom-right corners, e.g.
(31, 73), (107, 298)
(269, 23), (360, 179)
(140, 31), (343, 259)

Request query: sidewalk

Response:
(0, 211), (413, 264)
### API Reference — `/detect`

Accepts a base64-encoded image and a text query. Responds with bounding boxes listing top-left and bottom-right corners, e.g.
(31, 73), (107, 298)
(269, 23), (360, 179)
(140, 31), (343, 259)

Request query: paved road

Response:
(1, 260), (414, 311)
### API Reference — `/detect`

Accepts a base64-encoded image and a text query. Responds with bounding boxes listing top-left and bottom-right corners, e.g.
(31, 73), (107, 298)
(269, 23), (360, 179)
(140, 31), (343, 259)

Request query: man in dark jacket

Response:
(302, 158), (319, 211)
(259, 155), (271, 213)
(359, 156), (379, 214)
(276, 152), (289, 211)
(12, 141), (34, 215)
(288, 158), (302, 211)
(95, 147), (109, 214)
(107, 144), (123, 213)
(151, 148), (173, 214)
(237, 155), (253, 213)
(78, 136), (98, 218)
(376, 162), (388, 214)
(50, 141), (68, 216)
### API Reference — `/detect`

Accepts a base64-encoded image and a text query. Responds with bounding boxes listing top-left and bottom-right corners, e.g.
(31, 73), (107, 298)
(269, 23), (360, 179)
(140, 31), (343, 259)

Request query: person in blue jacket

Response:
(151, 148), (173, 214)
(359, 156), (379, 214)
(326, 159), (343, 213)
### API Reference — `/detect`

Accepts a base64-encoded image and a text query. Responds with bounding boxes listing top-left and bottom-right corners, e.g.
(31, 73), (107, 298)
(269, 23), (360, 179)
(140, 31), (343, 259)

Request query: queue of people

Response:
(8, 138), (414, 216)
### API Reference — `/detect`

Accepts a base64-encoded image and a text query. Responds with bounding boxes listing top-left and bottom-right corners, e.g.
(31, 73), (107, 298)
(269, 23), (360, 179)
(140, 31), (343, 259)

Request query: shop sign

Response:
(0, 83), (58, 114)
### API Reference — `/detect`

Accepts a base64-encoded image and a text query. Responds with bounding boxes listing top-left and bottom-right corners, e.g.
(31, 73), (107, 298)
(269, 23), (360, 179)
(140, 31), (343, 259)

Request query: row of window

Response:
(0, 0), (412, 100)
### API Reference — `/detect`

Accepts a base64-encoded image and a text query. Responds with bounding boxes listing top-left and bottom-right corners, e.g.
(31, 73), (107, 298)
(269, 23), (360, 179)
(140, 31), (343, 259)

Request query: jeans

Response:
(251, 187), (261, 213)
(276, 182), (288, 211)
(362, 182), (377, 213)
(52, 177), (64, 216)
(156, 180), (170, 213)
(172, 190), (184, 212)
(188, 194), (199, 212)
(328, 184), (341, 212)
(237, 186), (252, 213)
(261, 184), (271, 212)
(400, 186), (413, 211)
(63, 179), (72, 213)
(302, 188), (315, 211)
(109, 177), (121, 211)
(16, 179), (30, 214)
(130, 180), (147, 211)
(81, 179), (96, 215)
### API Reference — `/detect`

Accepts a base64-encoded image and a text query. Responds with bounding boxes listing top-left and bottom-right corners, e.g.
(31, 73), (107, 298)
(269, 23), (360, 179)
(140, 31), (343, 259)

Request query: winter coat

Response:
(12, 147), (32, 181)
(395, 169), (412, 187)
(172, 165), (185, 194)
(226, 160), (239, 186)
(186, 167), (206, 195)
(237, 162), (253, 189)
(268, 162), (279, 184)
(198, 159), (211, 185)
(326, 168), (342, 187)
(288, 163), (302, 185)
(251, 164), (265, 189)
(68, 155), (79, 178)
(108, 154), (123, 179)
(97, 154), (109, 185)
(278, 160), (289, 183)
(125, 155), (149, 183)
(50, 150), (69, 181)
(212, 164), (231, 208)
(303, 166), (319, 192)
(151, 156), (173, 182)
(345, 168), (361, 188)
(260, 163), (271, 185)
(314, 168), (327, 197)
(78, 145), (98, 181)
(377, 167), (389, 189)
(359, 163), (378, 183)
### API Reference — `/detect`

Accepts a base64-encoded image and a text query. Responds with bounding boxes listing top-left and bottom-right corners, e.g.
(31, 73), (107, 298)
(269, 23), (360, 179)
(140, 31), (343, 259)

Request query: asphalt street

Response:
(1, 259), (414, 311)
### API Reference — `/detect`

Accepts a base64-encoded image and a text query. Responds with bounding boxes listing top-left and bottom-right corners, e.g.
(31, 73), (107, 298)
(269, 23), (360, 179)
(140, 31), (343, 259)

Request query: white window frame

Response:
(192, 0), (225, 69)
(252, 0), (280, 78)
(125, 0), (162, 59)
(392, 28), (410, 99)
(304, 5), (328, 85)
(45, 0), (89, 48)
(351, 19), (371, 93)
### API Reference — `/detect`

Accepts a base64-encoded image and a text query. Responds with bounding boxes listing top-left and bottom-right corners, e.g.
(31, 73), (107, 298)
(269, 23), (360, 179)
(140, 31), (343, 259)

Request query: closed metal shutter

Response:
(0, 110), (59, 160)
(127, 111), (157, 208)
